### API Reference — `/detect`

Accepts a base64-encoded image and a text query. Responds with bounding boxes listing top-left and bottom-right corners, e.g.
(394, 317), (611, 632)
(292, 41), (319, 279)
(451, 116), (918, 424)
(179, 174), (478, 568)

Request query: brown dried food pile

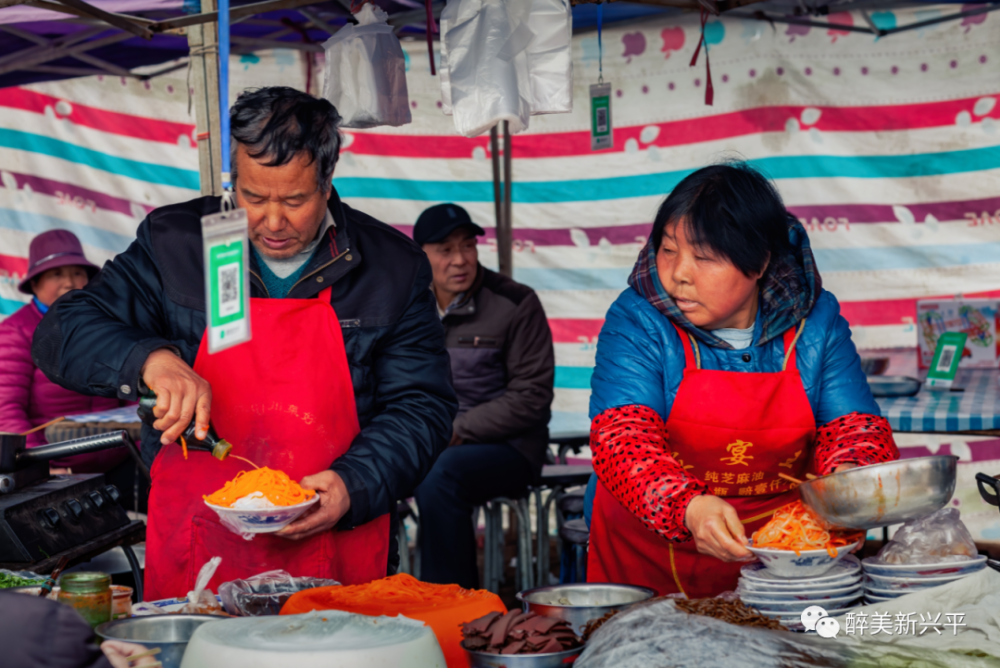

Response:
(461, 610), (582, 655)
(582, 610), (618, 641)
(673, 597), (783, 630)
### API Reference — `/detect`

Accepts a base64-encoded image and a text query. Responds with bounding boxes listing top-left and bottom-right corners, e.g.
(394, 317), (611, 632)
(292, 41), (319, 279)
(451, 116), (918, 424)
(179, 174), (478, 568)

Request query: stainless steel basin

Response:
(96, 615), (222, 668)
(517, 583), (654, 636)
(799, 456), (958, 530)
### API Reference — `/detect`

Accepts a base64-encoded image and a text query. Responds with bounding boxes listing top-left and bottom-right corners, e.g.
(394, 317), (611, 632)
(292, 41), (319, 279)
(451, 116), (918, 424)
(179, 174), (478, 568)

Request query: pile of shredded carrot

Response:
(284, 573), (494, 615)
(203, 467), (316, 507)
(751, 501), (865, 557)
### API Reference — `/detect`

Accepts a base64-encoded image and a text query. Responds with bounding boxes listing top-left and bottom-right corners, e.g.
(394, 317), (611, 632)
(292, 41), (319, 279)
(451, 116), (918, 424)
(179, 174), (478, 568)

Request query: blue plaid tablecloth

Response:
(876, 369), (1000, 433)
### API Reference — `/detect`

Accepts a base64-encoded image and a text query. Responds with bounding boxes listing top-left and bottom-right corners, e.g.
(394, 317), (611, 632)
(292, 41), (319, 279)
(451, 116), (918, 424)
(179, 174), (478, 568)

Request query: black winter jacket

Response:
(32, 191), (457, 530)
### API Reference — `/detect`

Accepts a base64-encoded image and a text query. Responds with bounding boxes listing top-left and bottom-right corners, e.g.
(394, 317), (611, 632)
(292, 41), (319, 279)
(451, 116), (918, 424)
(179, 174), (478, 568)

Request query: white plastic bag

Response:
(524, 0), (572, 115)
(874, 507), (978, 564)
(441, 0), (533, 137)
(181, 556), (224, 614)
(322, 4), (411, 128)
(439, 0), (571, 135)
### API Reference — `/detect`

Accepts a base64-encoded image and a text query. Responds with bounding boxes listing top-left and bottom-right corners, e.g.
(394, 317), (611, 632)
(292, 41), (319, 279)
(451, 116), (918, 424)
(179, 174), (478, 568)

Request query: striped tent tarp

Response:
(1, 8), (998, 437)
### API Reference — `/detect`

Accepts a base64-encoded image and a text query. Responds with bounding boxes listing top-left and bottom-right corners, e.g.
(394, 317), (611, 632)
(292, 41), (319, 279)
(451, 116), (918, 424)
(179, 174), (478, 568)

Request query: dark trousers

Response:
(414, 443), (534, 589)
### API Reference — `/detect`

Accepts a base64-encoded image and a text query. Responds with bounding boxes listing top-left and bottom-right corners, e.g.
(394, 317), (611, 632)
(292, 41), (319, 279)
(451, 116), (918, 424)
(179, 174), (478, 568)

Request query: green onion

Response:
(0, 572), (45, 589)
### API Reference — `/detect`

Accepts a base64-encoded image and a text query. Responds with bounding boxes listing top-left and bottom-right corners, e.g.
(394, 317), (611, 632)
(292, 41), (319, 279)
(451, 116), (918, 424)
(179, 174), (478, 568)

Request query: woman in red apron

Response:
(585, 164), (899, 597)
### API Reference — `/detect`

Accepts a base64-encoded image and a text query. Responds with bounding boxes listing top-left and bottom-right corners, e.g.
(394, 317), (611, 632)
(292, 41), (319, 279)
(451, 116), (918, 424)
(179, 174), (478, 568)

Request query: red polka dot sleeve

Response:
(811, 412), (900, 476)
(590, 404), (707, 543)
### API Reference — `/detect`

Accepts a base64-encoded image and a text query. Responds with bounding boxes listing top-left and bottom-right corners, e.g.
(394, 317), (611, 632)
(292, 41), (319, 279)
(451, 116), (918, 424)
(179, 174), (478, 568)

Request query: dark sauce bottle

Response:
(138, 393), (232, 460)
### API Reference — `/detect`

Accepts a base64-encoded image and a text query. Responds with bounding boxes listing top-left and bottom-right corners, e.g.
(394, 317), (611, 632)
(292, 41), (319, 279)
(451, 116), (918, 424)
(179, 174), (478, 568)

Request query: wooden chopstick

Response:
(127, 648), (161, 661)
(778, 472), (804, 485)
(21, 416), (65, 436)
(127, 647), (162, 665)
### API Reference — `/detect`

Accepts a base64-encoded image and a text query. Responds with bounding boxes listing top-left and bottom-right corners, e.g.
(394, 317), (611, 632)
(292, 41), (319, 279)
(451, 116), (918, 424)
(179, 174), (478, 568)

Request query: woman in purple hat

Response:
(0, 230), (126, 473)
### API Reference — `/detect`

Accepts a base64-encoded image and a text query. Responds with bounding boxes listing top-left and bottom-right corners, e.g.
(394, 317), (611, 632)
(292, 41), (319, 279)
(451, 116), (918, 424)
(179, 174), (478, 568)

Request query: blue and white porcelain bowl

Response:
(740, 555), (861, 587)
(746, 541), (861, 579)
(741, 592), (861, 614)
(864, 571), (969, 592)
(736, 582), (862, 601)
(204, 495), (319, 534)
(861, 555), (986, 579)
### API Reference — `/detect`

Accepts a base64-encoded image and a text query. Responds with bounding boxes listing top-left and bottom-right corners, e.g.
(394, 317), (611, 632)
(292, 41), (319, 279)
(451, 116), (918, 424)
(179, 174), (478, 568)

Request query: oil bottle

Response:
(138, 393), (232, 460)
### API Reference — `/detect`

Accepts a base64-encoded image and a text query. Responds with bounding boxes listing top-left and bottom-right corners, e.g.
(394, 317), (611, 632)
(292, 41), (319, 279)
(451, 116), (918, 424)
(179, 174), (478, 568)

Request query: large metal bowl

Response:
(798, 455), (957, 530)
(517, 583), (654, 636)
(466, 646), (584, 667)
(96, 615), (222, 668)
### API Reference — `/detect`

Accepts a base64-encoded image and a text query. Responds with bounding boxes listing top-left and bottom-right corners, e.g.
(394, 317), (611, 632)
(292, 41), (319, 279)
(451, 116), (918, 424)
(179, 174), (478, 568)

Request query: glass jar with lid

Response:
(58, 571), (112, 628)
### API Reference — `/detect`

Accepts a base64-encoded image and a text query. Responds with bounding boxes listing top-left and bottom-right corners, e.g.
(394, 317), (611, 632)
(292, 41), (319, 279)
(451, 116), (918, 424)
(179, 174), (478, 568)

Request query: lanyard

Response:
(597, 1), (604, 84)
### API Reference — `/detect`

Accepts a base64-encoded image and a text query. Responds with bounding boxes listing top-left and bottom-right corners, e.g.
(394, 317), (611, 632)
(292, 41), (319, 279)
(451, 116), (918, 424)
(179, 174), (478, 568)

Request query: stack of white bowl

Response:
(737, 554), (864, 629)
(862, 555), (987, 604)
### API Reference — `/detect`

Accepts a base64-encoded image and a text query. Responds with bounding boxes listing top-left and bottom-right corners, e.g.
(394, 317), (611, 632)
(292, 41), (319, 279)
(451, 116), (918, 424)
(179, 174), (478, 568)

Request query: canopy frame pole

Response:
(188, 0), (222, 196)
(0, 30), (130, 76)
(48, 0), (153, 38)
(499, 121), (513, 279)
(490, 125), (503, 260)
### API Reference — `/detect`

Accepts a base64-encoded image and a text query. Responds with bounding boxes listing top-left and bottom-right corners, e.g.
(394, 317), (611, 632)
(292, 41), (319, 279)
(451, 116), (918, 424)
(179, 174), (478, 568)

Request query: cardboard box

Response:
(917, 299), (999, 369)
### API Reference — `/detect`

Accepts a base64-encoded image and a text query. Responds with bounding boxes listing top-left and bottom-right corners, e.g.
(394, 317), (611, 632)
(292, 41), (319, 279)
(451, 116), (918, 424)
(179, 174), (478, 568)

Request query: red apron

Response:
(145, 287), (389, 601)
(588, 321), (816, 598)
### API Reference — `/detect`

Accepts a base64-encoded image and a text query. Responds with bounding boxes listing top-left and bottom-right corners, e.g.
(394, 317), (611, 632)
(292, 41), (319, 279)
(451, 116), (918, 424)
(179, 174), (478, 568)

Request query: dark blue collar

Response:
(33, 297), (49, 314)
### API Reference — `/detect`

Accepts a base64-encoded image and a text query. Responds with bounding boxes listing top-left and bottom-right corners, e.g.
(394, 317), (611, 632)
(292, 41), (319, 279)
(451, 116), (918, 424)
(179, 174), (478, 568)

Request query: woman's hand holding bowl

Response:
(684, 494), (754, 562)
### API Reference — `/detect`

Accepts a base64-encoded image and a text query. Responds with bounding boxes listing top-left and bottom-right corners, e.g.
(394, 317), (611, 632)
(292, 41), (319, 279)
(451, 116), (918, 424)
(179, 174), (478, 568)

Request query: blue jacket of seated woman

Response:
(582, 220), (880, 526)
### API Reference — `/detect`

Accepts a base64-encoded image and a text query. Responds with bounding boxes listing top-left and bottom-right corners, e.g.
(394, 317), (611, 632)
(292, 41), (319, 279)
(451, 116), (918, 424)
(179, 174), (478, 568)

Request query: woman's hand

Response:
(101, 640), (158, 667)
(684, 495), (754, 562)
(141, 349), (213, 445)
(834, 463), (858, 473)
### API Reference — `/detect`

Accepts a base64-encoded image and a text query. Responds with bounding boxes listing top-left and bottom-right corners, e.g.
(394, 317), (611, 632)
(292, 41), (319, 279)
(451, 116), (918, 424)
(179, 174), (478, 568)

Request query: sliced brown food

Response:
(461, 610), (583, 655)
(501, 640), (527, 654)
(462, 610), (501, 635)
(536, 637), (564, 654)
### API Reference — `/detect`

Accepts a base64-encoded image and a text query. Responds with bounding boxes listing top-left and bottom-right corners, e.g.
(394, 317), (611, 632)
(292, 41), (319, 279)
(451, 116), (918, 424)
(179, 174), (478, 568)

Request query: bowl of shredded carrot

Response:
(747, 501), (865, 578)
(203, 467), (318, 534)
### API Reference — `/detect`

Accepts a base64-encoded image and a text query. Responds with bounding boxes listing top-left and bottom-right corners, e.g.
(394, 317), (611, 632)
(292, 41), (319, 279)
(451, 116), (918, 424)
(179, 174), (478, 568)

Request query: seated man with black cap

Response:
(412, 203), (554, 588)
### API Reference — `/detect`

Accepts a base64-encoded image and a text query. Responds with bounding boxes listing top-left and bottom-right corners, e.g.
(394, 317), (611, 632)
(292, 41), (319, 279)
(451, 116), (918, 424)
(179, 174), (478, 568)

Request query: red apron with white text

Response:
(145, 287), (389, 600)
(588, 321), (816, 598)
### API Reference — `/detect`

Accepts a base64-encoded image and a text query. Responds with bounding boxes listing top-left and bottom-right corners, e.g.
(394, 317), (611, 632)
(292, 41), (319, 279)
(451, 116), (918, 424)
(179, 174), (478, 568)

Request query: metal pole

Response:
(490, 125), (502, 260)
(189, 0), (222, 196)
(499, 121), (513, 278)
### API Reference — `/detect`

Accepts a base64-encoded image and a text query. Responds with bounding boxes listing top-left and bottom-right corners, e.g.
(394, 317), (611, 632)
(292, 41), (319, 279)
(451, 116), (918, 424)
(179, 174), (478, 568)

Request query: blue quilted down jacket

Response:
(588, 287), (880, 427)
(583, 222), (881, 526)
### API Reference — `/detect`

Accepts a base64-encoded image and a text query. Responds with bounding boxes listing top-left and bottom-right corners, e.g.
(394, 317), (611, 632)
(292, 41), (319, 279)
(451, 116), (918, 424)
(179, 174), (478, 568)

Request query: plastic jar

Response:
(58, 572), (112, 628)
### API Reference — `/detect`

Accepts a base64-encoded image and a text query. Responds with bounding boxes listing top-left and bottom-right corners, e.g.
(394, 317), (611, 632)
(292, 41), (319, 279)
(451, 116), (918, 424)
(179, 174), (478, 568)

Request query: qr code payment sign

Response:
(218, 263), (241, 317)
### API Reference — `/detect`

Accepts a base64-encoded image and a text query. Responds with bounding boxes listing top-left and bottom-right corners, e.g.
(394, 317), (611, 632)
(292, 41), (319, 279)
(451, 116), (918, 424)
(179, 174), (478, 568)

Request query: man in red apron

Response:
(33, 87), (457, 599)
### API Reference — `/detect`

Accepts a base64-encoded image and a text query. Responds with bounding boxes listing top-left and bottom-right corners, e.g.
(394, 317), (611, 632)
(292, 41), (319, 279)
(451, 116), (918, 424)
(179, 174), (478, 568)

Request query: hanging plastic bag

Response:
(441, 0), (534, 137)
(322, 3), (411, 129)
(524, 0), (572, 115)
(873, 507), (978, 564)
(439, 0), (572, 135)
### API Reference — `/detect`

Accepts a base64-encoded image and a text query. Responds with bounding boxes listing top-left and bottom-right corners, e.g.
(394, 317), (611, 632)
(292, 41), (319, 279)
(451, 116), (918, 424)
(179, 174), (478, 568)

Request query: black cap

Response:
(413, 203), (485, 246)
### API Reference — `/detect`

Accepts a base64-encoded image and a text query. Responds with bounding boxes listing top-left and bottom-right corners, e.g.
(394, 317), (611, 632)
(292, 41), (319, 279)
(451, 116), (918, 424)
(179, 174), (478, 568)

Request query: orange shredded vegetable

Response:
(230, 454), (259, 469)
(751, 501), (865, 558)
(203, 467), (316, 507)
(180, 436), (188, 460)
(280, 573), (506, 668)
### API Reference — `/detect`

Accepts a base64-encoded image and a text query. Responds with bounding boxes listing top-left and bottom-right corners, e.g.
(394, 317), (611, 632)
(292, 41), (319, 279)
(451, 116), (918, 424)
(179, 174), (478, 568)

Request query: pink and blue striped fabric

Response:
(1, 9), (998, 435)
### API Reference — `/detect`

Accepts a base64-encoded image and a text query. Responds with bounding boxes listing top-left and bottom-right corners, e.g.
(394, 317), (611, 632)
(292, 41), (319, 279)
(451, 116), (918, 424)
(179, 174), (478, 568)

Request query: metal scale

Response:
(0, 431), (149, 598)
